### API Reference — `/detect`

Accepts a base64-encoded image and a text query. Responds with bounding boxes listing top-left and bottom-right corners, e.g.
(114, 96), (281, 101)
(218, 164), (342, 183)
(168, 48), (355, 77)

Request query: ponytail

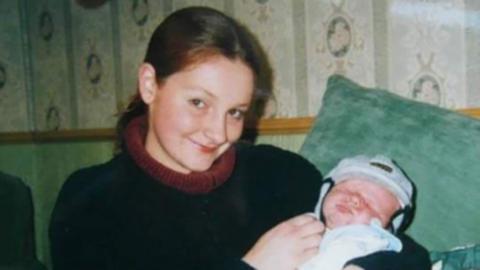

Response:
(115, 93), (147, 152)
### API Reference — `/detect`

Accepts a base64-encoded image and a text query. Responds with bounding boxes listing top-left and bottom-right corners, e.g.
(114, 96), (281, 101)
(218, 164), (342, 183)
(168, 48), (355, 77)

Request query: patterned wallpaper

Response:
(0, 0), (479, 132)
(27, 0), (74, 131)
(389, 0), (467, 108)
(0, 0), (31, 132)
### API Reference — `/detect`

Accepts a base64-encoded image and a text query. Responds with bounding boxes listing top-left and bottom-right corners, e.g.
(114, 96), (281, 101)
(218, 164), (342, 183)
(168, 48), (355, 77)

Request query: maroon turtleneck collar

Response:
(124, 116), (236, 194)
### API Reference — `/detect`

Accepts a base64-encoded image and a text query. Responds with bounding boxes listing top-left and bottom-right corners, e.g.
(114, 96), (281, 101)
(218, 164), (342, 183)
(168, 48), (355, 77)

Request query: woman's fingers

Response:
(276, 213), (325, 238)
(298, 245), (321, 265)
(280, 213), (325, 247)
(300, 230), (323, 249)
(295, 217), (325, 238)
(243, 213), (325, 270)
(289, 212), (319, 226)
(290, 214), (324, 265)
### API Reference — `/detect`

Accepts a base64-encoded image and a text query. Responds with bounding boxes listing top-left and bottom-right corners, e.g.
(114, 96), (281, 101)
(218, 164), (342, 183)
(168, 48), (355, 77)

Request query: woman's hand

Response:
(242, 213), (325, 270)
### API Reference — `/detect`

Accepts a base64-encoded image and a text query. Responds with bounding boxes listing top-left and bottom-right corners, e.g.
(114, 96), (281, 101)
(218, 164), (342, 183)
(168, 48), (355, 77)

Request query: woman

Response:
(49, 6), (428, 270)
(50, 6), (323, 270)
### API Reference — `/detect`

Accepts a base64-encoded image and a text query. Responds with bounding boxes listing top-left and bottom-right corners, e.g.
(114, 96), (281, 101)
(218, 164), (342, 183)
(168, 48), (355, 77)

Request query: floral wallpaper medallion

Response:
(39, 9), (54, 42)
(326, 16), (352, 58)
(46, 104), (61, 131)
(235, 0), (297, 117)
(412, 74), (441, 106)
(86, 53), (102, 85)
(306, 0), (374, 115)
(389, 0), (466, 109)
(43, 87), (63, 131)
(409, 53), (445, 106)
(28, 0), (73, 131)
(0, 0), (30, 131)
(38, 8), (54, 55)
(131, 0), (149, 41)
(85, 41), (104, 98)
(0, 63), (6, 91)
(70, 0), (118, 128)
(118, 0), (164, 109)
(315, 0), (360, 75)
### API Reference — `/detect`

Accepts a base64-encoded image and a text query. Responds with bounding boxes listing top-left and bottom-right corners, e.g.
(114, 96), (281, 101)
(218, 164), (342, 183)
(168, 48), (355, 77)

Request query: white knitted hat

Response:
(325, 154), (413, 207)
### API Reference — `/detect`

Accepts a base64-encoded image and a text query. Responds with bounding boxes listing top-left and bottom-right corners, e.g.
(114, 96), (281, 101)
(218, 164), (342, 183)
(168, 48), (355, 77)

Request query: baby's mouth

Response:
(335, 203), (352, 214)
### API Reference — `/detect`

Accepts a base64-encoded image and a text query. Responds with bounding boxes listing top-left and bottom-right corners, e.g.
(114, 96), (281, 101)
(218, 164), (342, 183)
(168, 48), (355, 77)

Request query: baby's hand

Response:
(243, 213), (325, 270)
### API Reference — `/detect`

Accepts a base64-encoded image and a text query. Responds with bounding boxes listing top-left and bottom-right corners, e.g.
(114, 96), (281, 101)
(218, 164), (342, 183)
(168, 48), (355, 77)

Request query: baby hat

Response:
(326, 154), (413, 207)
(314, 155), (415, 232)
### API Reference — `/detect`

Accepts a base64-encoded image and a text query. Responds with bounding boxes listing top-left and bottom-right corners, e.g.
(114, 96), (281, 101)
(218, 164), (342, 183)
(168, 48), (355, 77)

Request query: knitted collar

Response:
(124, 116), (236, 194)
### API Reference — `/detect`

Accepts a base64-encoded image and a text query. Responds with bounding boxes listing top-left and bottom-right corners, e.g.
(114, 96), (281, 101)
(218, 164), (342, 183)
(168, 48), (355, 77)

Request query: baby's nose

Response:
(349, 194), (364, 208)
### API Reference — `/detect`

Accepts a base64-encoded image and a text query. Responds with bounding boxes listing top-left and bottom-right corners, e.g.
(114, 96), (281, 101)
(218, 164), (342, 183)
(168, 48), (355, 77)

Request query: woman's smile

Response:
(190, 138), (221, 154)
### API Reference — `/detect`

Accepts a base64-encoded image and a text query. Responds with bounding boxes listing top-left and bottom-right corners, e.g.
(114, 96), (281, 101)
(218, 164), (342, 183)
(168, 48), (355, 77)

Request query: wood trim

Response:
(254, 117), (315, 135)
(0, 129), (115, 143)
(33, 129), (115, 142)
(1, 108), (480, 143)
(0, 132), (34, 143)
(457, 108), (480, 118)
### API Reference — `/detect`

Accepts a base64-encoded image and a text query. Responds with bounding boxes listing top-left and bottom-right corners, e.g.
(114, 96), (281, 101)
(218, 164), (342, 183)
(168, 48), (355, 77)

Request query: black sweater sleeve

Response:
(214, 258), (256, 270)
(50, 157), (258, 270)
(49, 167), (115, 270)
(346, 233), (431, 270)
(250, 144), (323, 217)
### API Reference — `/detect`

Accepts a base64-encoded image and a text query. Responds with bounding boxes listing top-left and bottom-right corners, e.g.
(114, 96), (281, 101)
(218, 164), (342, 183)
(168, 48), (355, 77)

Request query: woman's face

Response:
(142, 56), (254, 174)
(322, 178), (400, 229)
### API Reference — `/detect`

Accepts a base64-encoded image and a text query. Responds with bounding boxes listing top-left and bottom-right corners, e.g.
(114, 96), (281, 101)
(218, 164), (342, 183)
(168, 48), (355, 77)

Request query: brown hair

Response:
(116, 6), (270, 151)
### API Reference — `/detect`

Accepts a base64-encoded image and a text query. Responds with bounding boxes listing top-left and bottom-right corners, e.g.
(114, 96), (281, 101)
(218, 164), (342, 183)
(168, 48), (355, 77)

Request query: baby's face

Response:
(322, 178), (400, 229)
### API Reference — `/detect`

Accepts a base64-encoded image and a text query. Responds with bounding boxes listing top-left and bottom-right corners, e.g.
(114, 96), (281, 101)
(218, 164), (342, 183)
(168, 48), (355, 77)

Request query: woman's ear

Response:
(138, 63), (158, 104)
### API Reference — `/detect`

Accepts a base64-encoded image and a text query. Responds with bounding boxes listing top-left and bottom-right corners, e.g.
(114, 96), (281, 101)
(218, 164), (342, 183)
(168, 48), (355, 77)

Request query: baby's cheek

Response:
(352, 210), (378, 225)
(325, 210), (352, 228)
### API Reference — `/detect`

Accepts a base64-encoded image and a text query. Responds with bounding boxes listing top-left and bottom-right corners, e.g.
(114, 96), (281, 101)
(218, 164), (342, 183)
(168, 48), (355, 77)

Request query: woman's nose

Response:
(204, 114), (227, 144)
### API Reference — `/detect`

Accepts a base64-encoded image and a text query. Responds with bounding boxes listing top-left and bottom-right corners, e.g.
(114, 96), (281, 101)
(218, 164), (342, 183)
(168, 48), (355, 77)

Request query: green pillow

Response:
(430, 244), (480, 270)
(300, 75), (480, 251)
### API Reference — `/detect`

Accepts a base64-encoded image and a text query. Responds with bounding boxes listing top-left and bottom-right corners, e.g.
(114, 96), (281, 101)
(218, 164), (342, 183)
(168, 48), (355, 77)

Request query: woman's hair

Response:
(116, 6), (269, 151)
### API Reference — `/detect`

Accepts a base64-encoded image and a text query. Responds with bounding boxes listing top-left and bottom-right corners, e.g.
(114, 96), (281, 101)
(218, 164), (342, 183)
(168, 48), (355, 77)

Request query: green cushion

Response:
(300, 75), (480, 251)
(430, 244), (480, 270)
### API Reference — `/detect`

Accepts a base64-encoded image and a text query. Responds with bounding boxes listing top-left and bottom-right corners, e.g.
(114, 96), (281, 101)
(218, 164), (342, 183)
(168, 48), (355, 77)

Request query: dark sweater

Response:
(49, 120), (430, 270)
(49, 143), (323, 270)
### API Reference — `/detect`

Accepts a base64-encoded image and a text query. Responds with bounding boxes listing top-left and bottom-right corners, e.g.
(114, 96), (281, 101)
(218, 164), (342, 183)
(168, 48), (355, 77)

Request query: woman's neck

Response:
(123, 116), (236, 194)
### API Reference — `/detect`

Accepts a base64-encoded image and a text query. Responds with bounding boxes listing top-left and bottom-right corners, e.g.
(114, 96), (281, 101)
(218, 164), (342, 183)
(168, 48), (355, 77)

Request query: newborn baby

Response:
(300, 155), (414, 270)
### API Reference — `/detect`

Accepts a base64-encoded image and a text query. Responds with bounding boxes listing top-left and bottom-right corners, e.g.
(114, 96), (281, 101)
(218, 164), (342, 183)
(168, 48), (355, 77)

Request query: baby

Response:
(300, 155), (415, 270)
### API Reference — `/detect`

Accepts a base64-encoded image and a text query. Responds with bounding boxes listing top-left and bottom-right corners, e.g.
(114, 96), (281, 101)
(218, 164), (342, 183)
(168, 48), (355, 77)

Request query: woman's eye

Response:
(229, 109), (246, 120)
(190, 99), (206, 109)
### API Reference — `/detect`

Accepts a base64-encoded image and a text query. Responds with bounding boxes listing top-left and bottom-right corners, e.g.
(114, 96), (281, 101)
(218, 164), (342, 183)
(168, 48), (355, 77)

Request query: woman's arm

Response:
(49, 167), (116, 270)
(243, 214), (324, 270)
(241, 145), (326, 270)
